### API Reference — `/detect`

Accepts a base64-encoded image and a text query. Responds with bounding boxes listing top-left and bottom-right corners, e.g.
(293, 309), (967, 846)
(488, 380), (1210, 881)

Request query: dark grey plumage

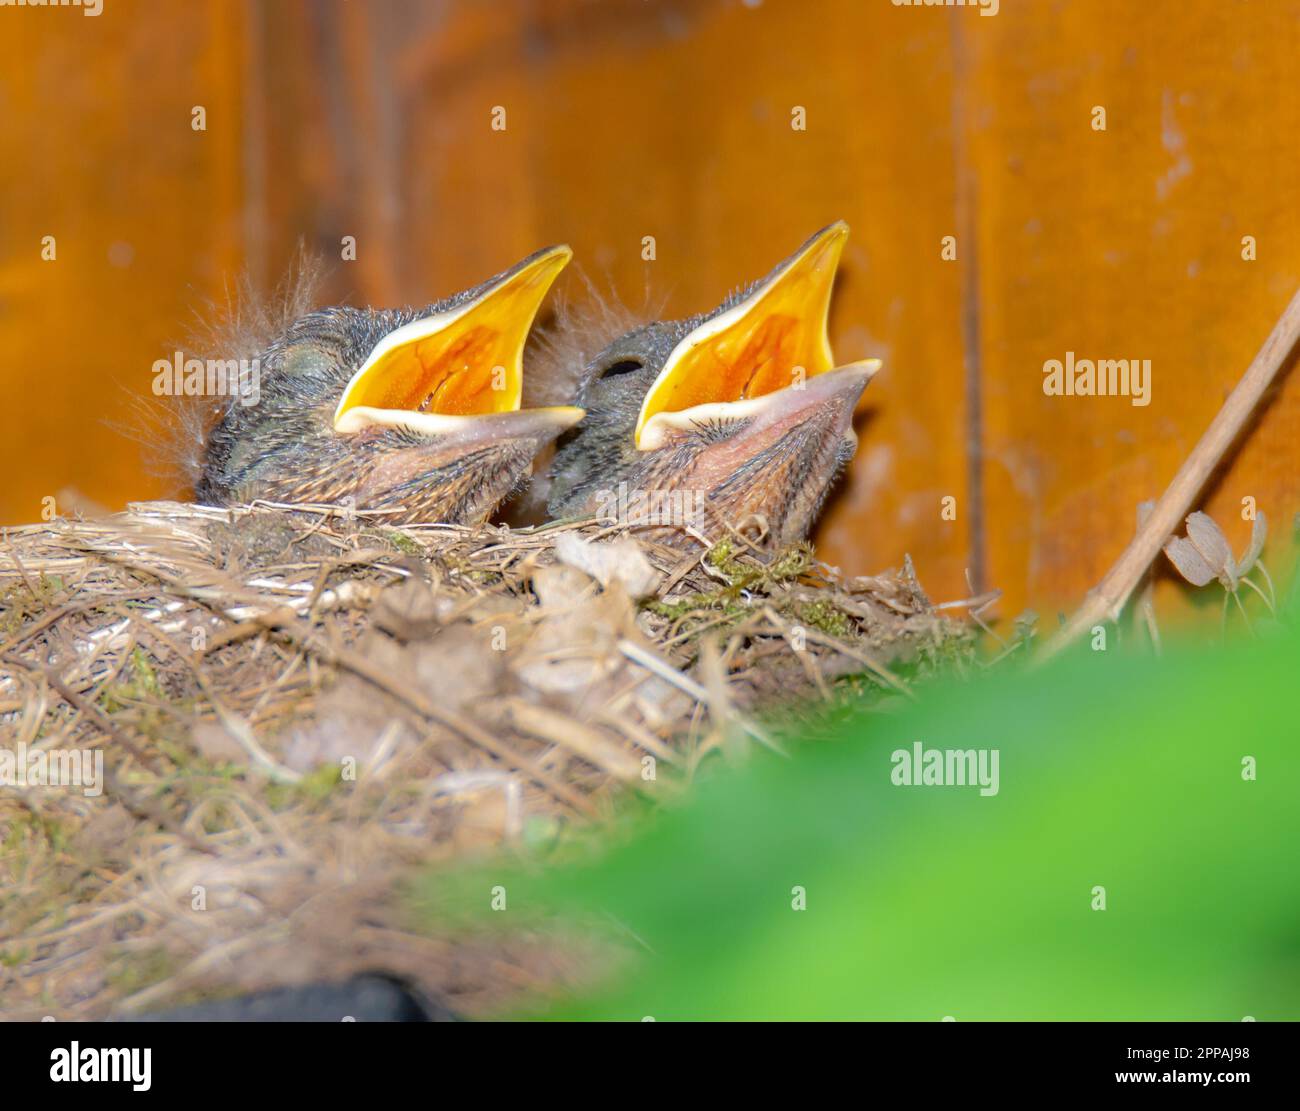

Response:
(545, 320), (687, 516)
(195, 250), (577, 525)
(546, 228), (874, 549)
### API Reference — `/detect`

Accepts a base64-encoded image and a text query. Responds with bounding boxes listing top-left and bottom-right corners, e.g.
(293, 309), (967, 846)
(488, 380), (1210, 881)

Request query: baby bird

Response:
(196, 247), (582, 525)
(545, 224), (879, 548)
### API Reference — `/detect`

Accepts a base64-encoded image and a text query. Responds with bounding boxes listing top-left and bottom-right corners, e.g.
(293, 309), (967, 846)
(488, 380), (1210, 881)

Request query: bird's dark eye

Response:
(599, 359), (643, 380)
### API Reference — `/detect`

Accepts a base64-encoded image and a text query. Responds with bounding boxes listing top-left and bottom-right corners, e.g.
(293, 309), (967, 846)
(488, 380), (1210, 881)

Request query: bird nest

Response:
(0, 501), (979, 1019)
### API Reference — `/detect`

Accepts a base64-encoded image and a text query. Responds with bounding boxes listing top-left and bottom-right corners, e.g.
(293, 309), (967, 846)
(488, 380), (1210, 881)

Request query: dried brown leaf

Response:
(1163, 536), (1217, 586)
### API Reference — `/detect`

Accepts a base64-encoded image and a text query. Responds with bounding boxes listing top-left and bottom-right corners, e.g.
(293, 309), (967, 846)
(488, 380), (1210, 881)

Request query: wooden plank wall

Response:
(1, 0), (1297, 625)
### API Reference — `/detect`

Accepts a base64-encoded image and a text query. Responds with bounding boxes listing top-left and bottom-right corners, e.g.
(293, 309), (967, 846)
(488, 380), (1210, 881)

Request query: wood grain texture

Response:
(962, 0), (1300, 620)
(0, 0), (249, 514)
(1, 0), (1297, 628)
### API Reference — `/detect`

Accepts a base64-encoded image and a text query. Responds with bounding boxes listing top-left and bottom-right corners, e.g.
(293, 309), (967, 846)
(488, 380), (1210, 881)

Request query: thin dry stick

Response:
(258, 617), (602, 819)
(617, 638), (785, 755)
(1, 654), (218, 856)
(795, 625), (915, 699)
(1040, 287), (1300, 662)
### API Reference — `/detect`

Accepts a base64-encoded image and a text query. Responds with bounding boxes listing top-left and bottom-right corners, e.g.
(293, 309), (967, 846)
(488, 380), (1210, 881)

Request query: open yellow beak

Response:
(334, 245), (572, 433)
(634, 223), (850, 449)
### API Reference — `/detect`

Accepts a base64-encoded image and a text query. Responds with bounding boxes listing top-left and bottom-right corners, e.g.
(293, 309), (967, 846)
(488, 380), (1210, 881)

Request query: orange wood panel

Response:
(0, 0), (249, 517)
(963, 0), (1300, 621)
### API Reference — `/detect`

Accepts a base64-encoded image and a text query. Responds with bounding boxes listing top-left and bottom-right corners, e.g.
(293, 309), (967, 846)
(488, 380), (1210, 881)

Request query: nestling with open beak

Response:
(545, 223), (880, 548)
(196, 246), (582, 524)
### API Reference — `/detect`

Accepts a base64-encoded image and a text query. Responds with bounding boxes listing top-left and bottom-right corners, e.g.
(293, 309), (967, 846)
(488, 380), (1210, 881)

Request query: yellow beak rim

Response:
(333, 244), (572, 432)
(634, 222), (849, 449)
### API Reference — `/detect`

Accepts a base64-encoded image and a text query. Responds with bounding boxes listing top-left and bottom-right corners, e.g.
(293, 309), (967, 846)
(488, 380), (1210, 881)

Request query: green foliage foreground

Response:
(422, 622), (1300, 1020)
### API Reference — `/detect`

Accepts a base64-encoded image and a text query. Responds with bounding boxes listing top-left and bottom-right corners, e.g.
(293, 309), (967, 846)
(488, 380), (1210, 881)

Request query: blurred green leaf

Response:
(425, 625), (1300, 1020)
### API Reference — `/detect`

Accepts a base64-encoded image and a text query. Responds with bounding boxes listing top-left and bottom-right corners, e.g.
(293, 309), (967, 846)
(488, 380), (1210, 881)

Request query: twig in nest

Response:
(1, 653), (217, 856)
(253, 613), (605, 819)
(794, 625), (915, 699)
(617, 638), (785, 755)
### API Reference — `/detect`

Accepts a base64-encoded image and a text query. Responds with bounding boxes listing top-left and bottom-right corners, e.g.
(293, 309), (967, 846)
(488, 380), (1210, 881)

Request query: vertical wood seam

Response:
(950, 15), (985, 594)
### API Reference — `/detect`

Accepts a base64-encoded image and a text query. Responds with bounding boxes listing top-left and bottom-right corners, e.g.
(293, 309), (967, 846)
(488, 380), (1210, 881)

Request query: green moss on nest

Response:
(105, 947), (175, 998)
(0, 573), (65, 637)
(704, 538), (814, 589)
(98, 648), (165, 713)
(646, 541), (833, 633)
(795, 597), (853, 638)
(4, 811), (70, 855)
(265, 762), (343, 811)
(380, 529), (424, 556)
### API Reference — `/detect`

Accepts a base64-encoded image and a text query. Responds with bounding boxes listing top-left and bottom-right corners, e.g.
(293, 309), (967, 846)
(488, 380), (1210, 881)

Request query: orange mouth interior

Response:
(648, 314), (814, 416)
(635, 222), (847, 446)
(346, 324), (508, 417)
(334, 245), (571, 426)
